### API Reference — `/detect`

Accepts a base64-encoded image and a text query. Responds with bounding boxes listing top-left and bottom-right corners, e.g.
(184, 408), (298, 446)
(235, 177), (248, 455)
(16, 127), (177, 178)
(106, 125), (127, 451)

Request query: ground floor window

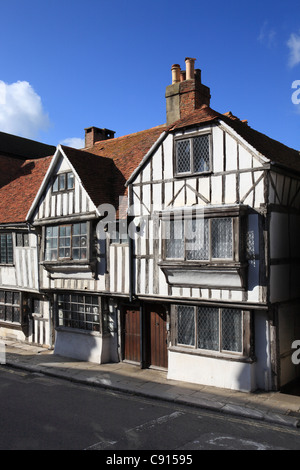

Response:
(57, 294), (100, 332)
(0, 290), (21, 323)
(175, 305), (245, 354)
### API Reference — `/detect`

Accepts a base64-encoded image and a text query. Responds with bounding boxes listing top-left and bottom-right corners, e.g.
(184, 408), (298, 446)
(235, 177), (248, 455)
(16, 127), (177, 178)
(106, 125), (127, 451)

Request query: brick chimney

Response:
(166, 58), (211, 125)
(84, 126), (115, 148)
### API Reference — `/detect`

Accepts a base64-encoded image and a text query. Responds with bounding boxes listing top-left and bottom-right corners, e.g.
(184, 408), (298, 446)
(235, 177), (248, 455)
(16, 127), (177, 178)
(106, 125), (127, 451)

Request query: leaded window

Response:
(175, 134), (210, 175)
(45, 223), (88, 261)
(176, 305), (243, 354)
(0, 233), (13, 264)
(164, 217), (233, 261)
(57, 294), (100, 332)
(0, 290), (21, 323)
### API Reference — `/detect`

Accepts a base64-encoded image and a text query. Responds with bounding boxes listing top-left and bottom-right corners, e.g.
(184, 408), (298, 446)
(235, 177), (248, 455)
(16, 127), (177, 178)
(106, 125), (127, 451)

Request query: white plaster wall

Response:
(54, 330), (104, 363)
(167, 351), (255, 392)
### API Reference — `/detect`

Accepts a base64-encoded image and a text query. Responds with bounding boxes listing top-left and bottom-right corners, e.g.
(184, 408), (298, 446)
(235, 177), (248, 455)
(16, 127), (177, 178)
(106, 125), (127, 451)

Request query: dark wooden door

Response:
(146, 304), (168, 369)
(122, 308), (141, 364)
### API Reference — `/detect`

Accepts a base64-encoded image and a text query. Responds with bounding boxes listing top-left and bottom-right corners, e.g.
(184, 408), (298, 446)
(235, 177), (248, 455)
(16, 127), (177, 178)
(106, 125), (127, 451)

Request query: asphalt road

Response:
(0, 365), (299, 454)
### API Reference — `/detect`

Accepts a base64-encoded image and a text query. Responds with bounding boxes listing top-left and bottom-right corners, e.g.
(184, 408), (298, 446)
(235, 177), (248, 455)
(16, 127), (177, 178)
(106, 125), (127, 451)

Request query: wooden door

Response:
(146, 304), (168, 369)
(122, 308), (141, 364)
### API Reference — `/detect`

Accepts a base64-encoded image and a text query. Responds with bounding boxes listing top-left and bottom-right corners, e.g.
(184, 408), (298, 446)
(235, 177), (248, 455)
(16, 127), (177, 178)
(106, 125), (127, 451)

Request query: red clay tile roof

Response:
(61, 145), (119, 209)
(0, 155), (52, 224)
(168, 105), (300, 172)
(84, 125), (167, 216)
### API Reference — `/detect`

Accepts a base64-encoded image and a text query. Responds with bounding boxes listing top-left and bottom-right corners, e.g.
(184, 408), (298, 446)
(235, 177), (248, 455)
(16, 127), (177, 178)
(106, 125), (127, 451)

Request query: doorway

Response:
(145, 303), (168, 369)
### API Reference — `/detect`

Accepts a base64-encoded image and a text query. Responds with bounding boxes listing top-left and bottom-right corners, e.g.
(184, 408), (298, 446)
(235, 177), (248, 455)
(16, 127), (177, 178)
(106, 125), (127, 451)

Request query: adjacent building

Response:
(1, 59), (300, 392)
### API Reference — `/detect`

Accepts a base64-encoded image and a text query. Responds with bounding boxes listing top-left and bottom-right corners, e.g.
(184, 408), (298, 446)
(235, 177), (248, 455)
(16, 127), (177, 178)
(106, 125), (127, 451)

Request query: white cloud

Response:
(258, 21), (276, 48)
(0, 80), (50, 139)
(60, 137), (85, 149)
(287, 32), (300, 67)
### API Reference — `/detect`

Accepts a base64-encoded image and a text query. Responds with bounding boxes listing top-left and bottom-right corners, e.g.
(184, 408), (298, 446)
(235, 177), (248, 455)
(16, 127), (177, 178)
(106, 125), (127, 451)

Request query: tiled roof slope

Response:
(0, 155), (52, 224)
(61, 145), (119, 209)
(0, 155), (28, 189)
(169, 105), (300, 172)
(86, 125), (167, 188)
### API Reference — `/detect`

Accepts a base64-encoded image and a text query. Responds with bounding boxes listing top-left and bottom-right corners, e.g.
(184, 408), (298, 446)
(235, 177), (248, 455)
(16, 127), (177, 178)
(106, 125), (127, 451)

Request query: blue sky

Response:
(1, 0), (300, 151)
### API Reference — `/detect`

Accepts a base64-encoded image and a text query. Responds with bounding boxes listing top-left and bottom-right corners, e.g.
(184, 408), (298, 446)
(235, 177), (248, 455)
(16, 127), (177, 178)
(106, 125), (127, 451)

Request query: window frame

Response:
(0, 289), (22, 324)
(44, 221), (90, 263)
(174, 132), (212, 177)
(162, 212), (240, 265)
(171, 304), (252, 359)
(52, 171), (75, 193)
(0, 232), (14, 265)
(57, 293), (108, 334)
(16, 232), (30, 248)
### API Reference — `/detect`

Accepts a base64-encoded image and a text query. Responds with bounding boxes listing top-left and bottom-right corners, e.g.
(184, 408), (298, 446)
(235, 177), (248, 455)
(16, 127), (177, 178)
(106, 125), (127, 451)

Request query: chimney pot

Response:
(171, 64), (181, 84)
(185, 57), (196, 80)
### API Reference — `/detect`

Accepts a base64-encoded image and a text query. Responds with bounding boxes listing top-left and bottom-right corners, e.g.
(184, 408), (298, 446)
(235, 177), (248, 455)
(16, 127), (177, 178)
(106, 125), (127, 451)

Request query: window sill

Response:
(174, 170), (212, 178)
(42, 260), (96, 277)
(169, 345), (255, 363)
(0, 320), (22, 329)
(159, 261), (247, 290)
(55, 326), (101, 337)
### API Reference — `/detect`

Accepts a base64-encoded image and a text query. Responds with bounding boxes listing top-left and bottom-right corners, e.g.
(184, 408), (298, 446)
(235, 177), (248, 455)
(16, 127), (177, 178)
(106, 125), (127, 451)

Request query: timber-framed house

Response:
(1, 58), (300, 393)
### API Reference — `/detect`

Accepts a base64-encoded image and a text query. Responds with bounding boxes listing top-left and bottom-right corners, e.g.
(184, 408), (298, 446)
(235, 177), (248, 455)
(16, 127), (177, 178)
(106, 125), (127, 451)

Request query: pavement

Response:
(2, 339), (300, 429)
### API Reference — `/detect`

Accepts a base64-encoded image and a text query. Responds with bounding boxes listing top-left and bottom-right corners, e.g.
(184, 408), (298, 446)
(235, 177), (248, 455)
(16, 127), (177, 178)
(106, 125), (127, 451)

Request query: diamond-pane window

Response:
(197, 307), (219, 351)
(186, 218), (209, 260)
(211, 218), (233, 259)
(175, 135), (210, 175)
(176, 140), (191, 174)
(193, 135), (210, 172)
(177, 305), (195, 346)
(176, 305), (243, 354)
(165, 219), (184, 259)
(221, 309), (242, 352)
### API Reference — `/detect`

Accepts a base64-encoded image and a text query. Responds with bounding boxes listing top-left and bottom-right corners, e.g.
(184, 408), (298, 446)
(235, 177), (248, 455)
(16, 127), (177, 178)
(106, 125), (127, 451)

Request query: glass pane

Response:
(58, 174), (66, 190)
(80, 223), (87, 235)
(73, 223), (80, 235)
(193, 135), (210, 172)
(23, 233), (29, 246)
(165, 219), (184, 259)
(16, 233), (23, 246)
(186, 218), (209, 260)
(197, 307), (219, 351)
(13, 307), (20, 323)
(221, 309), (242, 352)
(53, 176), (59, 192)
(211, 218), (233, 259)
(7, 234), (13, 263)
(67, 172), (74, 189)
(177, 305), (195, 346)
(176, 140), (191, 173)
(59, 226), (66, 237)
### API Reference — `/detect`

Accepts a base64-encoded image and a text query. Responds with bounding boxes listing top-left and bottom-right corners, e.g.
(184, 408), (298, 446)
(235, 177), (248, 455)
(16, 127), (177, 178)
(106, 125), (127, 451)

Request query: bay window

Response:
(159, 206), (248, 290)
(45, 222), (88, 261)
(165, 217), (234, 261)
